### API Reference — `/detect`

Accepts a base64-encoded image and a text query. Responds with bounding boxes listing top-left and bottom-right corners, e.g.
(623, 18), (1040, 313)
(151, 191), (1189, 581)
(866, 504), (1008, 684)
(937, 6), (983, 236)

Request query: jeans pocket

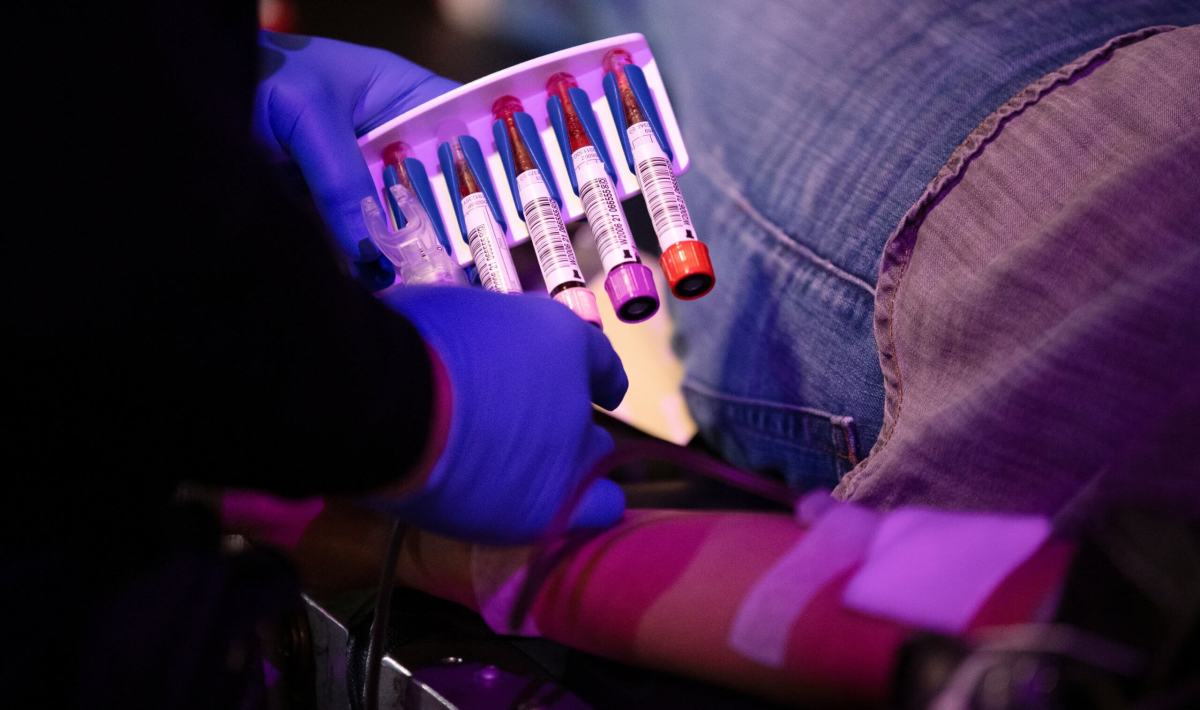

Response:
(683, 380), (862, 491)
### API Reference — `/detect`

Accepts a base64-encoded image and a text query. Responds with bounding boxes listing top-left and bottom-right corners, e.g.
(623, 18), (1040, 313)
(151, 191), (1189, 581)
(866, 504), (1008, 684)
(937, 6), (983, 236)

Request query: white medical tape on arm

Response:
(794, 489), (838, 526)
(470, 545), (542, 637)
(728, 502), (881, 667)
(841, 508), (1051, 634)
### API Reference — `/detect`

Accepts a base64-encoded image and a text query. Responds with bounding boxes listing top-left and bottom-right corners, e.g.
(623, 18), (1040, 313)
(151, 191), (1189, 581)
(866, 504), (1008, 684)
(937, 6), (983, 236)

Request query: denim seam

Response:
(682, 378), (843, 420)
(693, 149), (878, 297)
(835, 24), (1178, 499)
(684, 382), (853, 486)
(834, 415), (860, 468)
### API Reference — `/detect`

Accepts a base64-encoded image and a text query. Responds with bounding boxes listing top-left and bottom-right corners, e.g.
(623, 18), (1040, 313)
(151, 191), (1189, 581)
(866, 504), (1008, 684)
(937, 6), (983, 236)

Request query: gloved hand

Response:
(253, 31), (457, 289)
(376, 286), (629, 543)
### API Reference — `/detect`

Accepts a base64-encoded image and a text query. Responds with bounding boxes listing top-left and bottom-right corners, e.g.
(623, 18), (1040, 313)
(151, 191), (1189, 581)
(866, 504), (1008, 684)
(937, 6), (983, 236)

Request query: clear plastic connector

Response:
(360, 191), (466, 287)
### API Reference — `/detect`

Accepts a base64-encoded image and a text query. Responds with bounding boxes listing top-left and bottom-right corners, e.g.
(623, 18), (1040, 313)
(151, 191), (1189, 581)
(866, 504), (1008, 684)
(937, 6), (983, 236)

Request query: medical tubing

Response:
(508, 439), (798, 632)
(364, 519), (405, 710)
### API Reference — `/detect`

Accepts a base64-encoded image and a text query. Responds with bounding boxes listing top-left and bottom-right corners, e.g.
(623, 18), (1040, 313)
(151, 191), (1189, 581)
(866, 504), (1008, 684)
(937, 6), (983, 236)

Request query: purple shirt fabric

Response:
(834, 26), (1200, 526)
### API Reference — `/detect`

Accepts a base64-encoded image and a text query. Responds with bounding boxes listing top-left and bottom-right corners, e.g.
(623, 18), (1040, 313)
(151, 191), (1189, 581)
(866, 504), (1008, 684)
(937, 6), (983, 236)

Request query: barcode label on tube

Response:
(517, 170), (581, 291)
(463, 192), (521, 294)
(574, 146), (639, 273)
(628, 122), (696, 250)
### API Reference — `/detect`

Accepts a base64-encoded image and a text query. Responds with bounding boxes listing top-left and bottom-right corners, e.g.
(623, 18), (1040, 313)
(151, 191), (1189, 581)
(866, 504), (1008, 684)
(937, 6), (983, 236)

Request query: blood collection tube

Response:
(447, 137), (522, 294)
(604, 48), (714, 300)
(381, 141), (415, 228)
(546, 73), (659, 323)
(371, 143), (465, 286)
(492, 96), (600, 326)
(382, 142), (413, 188)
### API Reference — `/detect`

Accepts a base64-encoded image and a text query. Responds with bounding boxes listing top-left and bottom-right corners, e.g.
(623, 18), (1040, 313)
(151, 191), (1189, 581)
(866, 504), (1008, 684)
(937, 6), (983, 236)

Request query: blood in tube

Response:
(449, 138), (522, 294)
(492, 96), (600, 326)
(546, 73), (658, 323)
(382, 141), (414, 189)
(604, 48), (714, 299)
(381, 141), (415, 229)
(373, 141), (465, 287)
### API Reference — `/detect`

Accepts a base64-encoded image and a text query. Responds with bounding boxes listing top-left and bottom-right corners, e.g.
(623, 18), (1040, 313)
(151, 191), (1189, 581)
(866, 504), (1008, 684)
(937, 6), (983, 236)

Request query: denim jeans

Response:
(834, 25), (1200, 518)
(497, 0), (1200, 489)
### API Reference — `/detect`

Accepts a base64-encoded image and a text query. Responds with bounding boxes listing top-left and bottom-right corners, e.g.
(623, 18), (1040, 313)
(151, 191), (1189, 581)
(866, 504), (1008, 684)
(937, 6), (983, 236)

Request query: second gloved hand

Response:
(254, 31), (457, 289)
(376, 286), (629, 543)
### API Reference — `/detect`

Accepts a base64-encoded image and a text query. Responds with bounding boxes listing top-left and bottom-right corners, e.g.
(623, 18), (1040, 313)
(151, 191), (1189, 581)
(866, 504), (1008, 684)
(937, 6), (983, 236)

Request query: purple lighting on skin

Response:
(220, 490), (325, 551)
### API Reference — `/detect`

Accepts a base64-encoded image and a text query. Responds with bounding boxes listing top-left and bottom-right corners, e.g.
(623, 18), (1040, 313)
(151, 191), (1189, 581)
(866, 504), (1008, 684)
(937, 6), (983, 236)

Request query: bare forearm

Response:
(225, 496), (1072, 704)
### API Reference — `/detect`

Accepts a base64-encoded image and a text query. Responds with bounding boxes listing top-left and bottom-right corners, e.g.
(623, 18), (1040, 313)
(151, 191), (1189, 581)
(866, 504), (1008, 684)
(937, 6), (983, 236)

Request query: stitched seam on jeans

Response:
(682, 378), (842, 420)
(836, 24), (1178, 498)
(694, 151), (877, 297)
(836, 416), (860, 468)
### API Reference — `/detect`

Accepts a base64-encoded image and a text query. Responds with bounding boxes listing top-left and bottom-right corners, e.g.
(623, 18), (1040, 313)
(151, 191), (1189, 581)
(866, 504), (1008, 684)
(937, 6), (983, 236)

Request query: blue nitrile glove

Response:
(377, 286), (629, 543)
(253, 31), (457, 289)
